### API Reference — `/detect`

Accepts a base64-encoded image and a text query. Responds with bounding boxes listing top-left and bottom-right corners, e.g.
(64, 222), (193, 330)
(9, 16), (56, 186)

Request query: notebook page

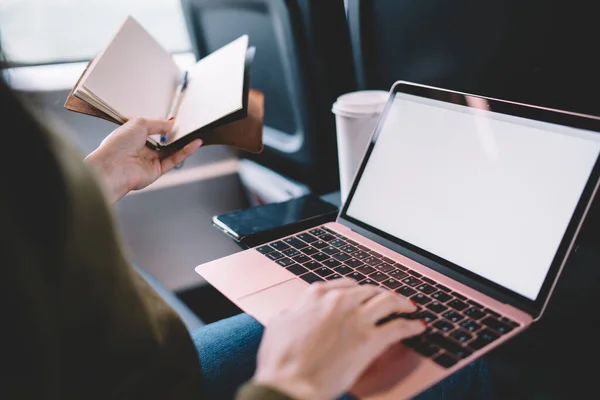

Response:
(169, 35), (248, 141)
(81, 16), (181, 120)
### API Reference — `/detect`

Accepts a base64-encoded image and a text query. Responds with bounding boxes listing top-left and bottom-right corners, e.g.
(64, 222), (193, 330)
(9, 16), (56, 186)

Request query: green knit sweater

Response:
(0, 130), (292, 400)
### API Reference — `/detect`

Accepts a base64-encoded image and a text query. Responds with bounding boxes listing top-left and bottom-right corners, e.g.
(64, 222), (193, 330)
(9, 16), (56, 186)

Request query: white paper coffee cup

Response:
(332, 90), (388, 203)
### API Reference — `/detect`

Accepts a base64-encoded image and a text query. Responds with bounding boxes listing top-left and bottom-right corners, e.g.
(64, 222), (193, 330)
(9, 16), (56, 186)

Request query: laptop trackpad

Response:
(238, 279), (309, 325)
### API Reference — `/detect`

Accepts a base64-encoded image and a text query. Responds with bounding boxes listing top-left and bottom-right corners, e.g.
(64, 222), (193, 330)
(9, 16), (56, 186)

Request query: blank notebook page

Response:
(81, 16), (181, 120)
(170, 35), (248, 141)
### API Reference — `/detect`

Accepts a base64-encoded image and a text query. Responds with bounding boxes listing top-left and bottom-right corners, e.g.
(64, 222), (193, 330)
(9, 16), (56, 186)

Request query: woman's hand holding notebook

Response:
(64, 16), (263, 153)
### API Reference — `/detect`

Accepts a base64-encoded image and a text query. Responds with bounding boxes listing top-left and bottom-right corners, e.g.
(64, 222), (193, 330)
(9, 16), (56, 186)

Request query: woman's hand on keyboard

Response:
(253, 279), (425, 400)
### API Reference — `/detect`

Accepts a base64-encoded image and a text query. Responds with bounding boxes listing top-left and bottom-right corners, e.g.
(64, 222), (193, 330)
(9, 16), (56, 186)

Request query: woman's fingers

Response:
(358, 291), (417, 325)
(160, 139), (203, 172)
(127, 117), (175, 136)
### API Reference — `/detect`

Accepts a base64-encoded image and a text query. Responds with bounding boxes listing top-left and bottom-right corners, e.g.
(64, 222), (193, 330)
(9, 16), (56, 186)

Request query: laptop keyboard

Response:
(256, 225), (521, 369)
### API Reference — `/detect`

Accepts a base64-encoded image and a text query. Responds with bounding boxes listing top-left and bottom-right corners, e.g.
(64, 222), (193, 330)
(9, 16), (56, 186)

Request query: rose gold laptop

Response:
(196, 81), (600, 399)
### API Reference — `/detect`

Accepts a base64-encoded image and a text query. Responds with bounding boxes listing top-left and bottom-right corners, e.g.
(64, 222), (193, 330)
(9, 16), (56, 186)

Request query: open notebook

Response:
(65, 16), (263, 153)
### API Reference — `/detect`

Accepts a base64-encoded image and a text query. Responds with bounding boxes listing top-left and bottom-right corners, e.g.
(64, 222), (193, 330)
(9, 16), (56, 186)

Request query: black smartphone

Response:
(212, 195), (339, 247)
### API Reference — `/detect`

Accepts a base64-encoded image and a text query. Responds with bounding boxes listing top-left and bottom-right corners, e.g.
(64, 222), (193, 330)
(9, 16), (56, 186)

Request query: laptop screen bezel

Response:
(338, 81), (600, 318)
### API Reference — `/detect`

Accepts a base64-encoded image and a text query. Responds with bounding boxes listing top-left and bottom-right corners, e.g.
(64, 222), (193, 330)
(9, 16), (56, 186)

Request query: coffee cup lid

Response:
(332, 90), (389, 115)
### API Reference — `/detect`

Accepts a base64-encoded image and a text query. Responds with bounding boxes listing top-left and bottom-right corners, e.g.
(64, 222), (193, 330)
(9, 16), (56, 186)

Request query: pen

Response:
(161, 70), (189, 143)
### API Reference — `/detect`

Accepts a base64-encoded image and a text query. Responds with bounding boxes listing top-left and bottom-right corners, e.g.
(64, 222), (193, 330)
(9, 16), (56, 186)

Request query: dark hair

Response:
(0, 52), (69, 279)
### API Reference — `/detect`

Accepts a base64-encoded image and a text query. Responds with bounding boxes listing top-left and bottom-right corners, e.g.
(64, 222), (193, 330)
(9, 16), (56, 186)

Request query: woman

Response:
(0, 70), (493, 398)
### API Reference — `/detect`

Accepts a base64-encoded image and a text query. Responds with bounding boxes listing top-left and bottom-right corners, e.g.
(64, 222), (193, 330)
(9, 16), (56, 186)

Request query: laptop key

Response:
(467, 299), (484, 309)
(433, 353), (458, 368)
(287, 264), (308, 276)
(414, 343), (440, 357)
(319, 234), (337, 242)
(369, 271), (388, 282)
(382, 278), (402, 289)
(369, 250), (383, 258)
(266, 251), (284, 261)
(312, 252), (330, 262)
(315, 267), (334, 277)
(357, 244), (371, 252)
(468, 329), (499, 350)
(323, 258), (341, 268)
(431, 291), (453, 303)
(443, 311), (464, 323)
(296, 233), (318, 243)
(322, 246), (340, 255)
(448, 299), (469, 311)
(321, 226), (335, 234)
(303, 260), (321, 270)
(340, 245), (359, 253)
(353, 251), (371, 259)
(406, 269), (423, 278)
(417, 284), (437, 294)
(415, 311), (437, 323)
(436, 284), (451, 293)
(346, 239), (359, 245)
(375, 262), (396, 273)
(345, 258), (364, 268)
(300, 246), (319, 256)
(312, 240), (329, 249)
(380, 256), (395, 264)
(421, 276), (436, 285)
(292, 254), (311, 264)
(411, 293), (432, 305)
(451, 329), (472, 343)
(481, 316), (513, 334)
(329, 239), (347, 247)
(394, 263), (409, 271)
(276, 258), (295, 267)
(356, 265), (376, 275)
(348, 272), (366, 282)
(300, 273), (323, 284)
(333, 252), (352, 262)
(326, 273), (343, 281)
(284, 237), (308, 249)
(460, 319), (481, 333)
(334, 265), (353, 275)
(396, 286), (416, 297)
(427, 333), (472, 359)
(427, 301), (448, 314)
(363, 257), (383, 267)
(434, 320), (454, 333)
(501, 317), (520, 328)
(270, 241), (291, 251)
(256, 245), (274, 254)
(389, 269), (409, 279)
(452, 292), (467, 301)
(484, 308), (501, 318)
(309, 228), (326, 236)
(464, 307), (486, 320)
(282, 248), (301, 258)
(402, 277), (422, 287)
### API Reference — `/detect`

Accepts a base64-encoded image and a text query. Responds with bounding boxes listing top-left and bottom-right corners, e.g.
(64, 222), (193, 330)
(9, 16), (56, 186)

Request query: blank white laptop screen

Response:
(347, 92), (600, 300)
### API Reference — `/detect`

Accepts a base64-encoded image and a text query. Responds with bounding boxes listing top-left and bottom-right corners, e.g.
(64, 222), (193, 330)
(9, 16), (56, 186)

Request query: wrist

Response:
(85, 149), (130, 203)
(253, 369), (325, 400)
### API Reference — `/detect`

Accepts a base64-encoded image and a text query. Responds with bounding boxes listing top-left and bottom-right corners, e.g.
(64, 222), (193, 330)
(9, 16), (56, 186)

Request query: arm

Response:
(85, 117), (202, 203)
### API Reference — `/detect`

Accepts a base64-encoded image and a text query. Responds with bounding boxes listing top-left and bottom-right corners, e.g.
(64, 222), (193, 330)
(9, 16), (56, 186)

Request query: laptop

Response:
(196, 81), (600, 399)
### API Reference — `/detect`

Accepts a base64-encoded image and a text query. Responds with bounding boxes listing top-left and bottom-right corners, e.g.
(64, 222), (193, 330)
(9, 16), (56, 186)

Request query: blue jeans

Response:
(192, 314), (495, 400)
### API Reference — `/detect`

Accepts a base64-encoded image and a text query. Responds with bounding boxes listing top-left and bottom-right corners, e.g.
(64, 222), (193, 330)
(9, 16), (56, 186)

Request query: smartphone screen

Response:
(213, 195), (338, 240)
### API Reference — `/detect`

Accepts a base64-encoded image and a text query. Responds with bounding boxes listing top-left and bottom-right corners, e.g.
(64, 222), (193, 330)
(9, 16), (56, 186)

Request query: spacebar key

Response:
(427, 333), (472, 359)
